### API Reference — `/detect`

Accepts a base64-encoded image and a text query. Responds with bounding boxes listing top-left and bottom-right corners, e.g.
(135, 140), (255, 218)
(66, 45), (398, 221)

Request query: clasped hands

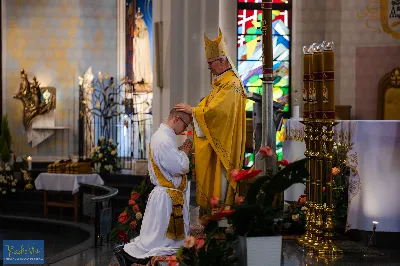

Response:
(179, 139), (193, 155)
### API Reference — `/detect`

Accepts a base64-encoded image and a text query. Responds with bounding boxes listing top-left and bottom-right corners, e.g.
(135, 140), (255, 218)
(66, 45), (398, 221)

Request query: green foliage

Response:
(109, 178), (153, 243)
(178, 222), (238, 266)
(231, 158), (309, 237)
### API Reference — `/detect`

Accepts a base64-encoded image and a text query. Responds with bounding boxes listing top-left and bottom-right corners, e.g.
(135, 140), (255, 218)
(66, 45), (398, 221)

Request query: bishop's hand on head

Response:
(174, 103), (192, 115)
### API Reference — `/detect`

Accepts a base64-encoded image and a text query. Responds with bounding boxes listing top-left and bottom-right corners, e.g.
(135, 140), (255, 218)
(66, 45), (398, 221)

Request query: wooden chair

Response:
(377, 67), (400, 120)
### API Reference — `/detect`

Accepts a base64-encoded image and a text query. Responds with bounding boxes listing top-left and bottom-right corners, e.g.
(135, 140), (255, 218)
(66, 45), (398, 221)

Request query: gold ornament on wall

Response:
(13, 69), (56, 130)
(357, 0), (400, 39)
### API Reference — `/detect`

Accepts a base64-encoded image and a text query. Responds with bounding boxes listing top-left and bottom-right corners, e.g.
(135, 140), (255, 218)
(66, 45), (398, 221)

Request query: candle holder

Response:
(297, 41), (342, 257)
(297, 120), (313, 248)
(316, 121), (343, 256)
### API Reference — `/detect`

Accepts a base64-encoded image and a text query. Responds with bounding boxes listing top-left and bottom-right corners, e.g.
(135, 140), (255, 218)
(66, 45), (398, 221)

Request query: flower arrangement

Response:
(90, 136), (120, 174)
(0, 164), (17, 195)
(176, 206), (237, 266)
(110, 179), (153, 244)
(174, 146), (308, 265)
(280, 195), (307, 235)
(229, 146), (308, 237)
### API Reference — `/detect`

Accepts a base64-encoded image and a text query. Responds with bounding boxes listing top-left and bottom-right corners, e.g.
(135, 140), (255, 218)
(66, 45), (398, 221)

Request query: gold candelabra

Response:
(296, 42), (343, 257)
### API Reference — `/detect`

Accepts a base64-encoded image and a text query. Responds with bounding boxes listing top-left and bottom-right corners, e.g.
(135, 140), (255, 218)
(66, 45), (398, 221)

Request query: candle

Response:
(303, 46), (311, 120)
(309, 45), (315, 120)
(27, 156), (32, 170)
(312, 43), (324, 119)
(323, 41), (335, 120)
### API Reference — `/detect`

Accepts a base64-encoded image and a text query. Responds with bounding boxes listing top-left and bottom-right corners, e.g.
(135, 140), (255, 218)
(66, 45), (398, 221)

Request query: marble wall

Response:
(3, 0), (117, 160)
(292, 0), (400, 119)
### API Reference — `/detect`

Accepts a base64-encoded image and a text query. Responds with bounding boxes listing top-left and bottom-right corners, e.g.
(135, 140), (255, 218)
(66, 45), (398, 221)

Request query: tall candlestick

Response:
(322, 41), (335, 120)
(303, 46), (312, 120)
(309, 44), (316, 120)
(312, 43), (324, 119)
(27, 156), (32, 170)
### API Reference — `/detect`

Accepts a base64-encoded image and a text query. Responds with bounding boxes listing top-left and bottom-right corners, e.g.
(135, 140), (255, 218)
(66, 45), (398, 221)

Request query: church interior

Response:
(1, 0), (400, 265)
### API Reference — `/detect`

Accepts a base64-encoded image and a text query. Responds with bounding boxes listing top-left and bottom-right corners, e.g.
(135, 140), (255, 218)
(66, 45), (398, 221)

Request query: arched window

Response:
(238, 0), (292, 164)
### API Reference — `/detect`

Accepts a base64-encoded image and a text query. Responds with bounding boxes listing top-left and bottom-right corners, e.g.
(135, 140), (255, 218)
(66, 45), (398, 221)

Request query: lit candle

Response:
(312, 43), (324, 119)
(27, 156), (32, 170)
(303, 46), (312, 120)
(322, 41), (335, 120)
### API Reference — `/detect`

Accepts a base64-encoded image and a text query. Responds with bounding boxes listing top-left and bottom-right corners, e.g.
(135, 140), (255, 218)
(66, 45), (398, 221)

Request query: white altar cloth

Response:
(283, 119), (400, 232)
(35, 173), (104, 194)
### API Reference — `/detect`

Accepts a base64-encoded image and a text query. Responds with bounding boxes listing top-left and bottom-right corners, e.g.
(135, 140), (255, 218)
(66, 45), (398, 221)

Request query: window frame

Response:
(237, 0), (292, 119)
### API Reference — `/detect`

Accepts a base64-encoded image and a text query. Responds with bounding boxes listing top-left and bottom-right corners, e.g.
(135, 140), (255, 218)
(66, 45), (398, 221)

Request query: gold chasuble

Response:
(193, 28), (247, 209)
(149, 146), (187, 241)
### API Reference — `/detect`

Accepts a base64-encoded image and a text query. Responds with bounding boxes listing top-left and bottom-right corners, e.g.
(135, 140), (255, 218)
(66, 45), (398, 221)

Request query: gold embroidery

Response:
(149, 147), (187, 241)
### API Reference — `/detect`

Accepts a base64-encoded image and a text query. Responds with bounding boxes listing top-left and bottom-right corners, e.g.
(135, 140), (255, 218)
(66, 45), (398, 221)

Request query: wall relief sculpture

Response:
(13, 69), (56, 130)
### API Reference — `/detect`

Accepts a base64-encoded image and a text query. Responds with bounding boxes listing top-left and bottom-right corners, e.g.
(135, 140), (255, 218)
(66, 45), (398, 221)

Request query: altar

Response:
(283, 119), (400, 232)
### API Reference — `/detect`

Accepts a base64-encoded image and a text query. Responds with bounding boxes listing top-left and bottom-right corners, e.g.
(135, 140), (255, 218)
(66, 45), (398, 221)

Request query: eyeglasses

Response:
(176, 116), (189, 128)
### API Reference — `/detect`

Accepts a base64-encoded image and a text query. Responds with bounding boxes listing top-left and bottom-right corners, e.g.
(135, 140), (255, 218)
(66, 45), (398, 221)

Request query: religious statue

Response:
(133, 7), (153, 85)
(175, 28), (247, 209)
(14, 69), (56, 129)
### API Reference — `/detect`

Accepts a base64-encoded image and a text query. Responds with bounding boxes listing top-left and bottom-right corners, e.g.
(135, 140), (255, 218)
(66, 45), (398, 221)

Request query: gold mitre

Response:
(204, 28), (228, 60)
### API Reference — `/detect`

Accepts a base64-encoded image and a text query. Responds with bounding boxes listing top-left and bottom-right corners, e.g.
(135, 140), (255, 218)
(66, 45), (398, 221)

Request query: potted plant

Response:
(229, 148), (308, 266)
(90, 136), (120, 174)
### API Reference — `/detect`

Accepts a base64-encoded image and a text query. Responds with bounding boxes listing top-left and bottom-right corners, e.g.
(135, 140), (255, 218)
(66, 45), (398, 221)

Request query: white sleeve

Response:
(158, 142), (190, 175)
(193, 117), (205, 137)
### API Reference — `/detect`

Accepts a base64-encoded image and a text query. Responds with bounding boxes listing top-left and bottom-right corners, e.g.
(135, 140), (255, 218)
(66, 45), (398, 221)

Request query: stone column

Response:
(219, 0), (237, 65)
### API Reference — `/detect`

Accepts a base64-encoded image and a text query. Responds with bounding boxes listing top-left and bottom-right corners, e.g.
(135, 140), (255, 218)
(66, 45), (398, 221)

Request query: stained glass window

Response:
(238, 1), (291, 164)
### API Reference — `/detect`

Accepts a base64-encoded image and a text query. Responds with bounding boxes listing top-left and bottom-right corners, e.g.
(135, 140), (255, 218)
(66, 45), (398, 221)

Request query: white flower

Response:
(98, 153), (103, 159)
(111, 150), (117, 156)
(301, 206), (308, 211)
(5, 165), (10, 171)
(2, 191), (6, 195)
(136, 212), (143, 220)
(99, 136), (105, 141)
(11, 189), (16, 193)
(109, 138), (113, 143)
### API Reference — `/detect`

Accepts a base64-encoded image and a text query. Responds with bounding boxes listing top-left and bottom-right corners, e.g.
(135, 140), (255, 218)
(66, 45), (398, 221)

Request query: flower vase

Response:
(236, 235), (283, 266)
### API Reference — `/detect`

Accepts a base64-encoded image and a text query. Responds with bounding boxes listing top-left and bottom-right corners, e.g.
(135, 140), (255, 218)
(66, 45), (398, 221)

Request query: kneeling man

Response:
(121, 108), (193, 262)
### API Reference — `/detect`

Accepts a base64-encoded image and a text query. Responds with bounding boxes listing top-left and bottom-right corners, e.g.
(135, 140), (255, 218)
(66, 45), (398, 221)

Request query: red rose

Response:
(129, 220), (137, 229)
(132, 204), (140, 212)
(118, 211), (130, 223)
(131, 192), (140, 200)
(117, 230), (128, 243)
